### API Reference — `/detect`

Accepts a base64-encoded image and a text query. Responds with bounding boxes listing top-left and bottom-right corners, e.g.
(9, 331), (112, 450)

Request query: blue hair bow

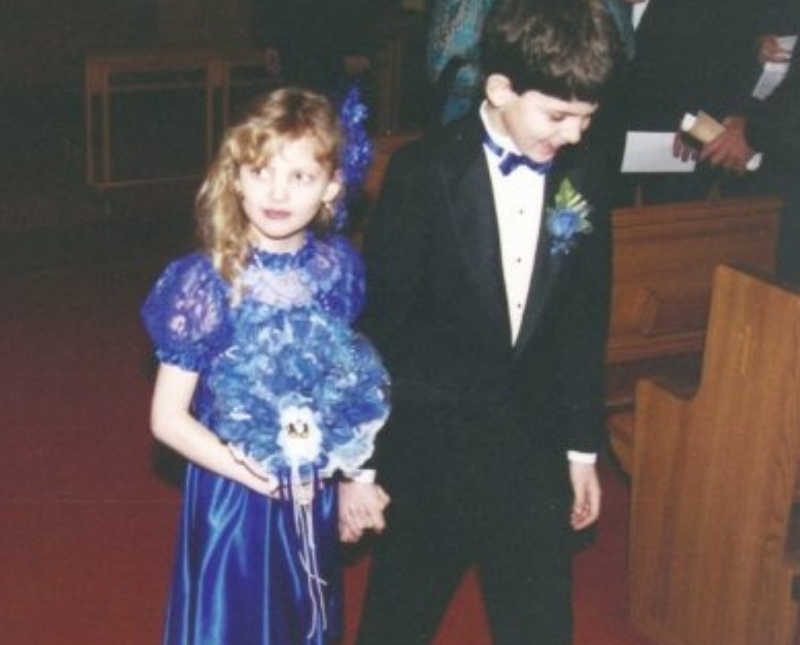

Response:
(334, 84), (373, 231)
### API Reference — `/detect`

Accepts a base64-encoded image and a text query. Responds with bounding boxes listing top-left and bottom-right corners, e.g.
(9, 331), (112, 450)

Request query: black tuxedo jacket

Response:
(359, 115), (611, 502)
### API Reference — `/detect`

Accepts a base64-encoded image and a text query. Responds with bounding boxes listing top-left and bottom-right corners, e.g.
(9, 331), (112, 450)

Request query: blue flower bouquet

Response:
(207, 302), (390, 495)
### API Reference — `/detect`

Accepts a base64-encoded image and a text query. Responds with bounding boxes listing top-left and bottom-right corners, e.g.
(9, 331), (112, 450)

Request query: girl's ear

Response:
(322, 170), (343, 204)
(485, 73), (516, 109)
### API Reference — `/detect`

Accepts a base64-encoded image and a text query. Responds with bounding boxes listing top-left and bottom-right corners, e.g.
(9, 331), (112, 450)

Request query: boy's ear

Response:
(485, 74), (516, 108)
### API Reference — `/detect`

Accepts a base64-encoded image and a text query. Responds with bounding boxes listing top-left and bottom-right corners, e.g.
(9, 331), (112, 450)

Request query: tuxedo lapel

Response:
(444, 117), (512, 343)
(513, 163), (570, 355)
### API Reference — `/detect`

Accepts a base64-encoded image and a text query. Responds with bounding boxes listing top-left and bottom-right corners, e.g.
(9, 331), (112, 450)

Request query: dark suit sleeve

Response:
(747, 52), (800, 164)
(757, 0), (800, 34)
(625, 0), (762, 127)
(552, 161), (612, 454)
(702, 0), (765, 118)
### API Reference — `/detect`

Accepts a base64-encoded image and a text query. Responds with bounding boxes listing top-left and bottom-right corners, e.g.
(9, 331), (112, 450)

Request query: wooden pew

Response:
(606, 196), (781, 472)
(628, 265), (800, 645)
(606, 196), (780, 407)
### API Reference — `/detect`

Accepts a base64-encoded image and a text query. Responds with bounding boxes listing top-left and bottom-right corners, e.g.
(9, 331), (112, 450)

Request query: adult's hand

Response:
(264, 47), (281, 76)
(343, 55), (371, 76)
(699, 116), (754, 173)
(673, 132), (698, 162)
(757, 34), (792, 64)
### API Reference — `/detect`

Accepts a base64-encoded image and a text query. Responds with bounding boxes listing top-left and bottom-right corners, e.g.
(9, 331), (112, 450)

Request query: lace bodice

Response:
(141, 234), (365, 371)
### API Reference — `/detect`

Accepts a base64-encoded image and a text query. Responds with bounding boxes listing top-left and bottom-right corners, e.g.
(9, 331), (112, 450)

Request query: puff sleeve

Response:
(141, 253), (232, 372)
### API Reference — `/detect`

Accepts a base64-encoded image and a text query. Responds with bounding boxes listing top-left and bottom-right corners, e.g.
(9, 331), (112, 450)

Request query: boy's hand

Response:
(569, 462), (601, 530)
(339, 481), (391, 543)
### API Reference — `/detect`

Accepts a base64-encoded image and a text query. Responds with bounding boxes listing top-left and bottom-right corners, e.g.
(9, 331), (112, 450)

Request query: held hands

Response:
(569, 462), (601, 530)
(339, 481), (391, 543)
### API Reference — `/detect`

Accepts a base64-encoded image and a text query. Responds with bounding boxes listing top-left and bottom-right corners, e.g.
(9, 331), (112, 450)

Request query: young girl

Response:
(142, 87), (390, 645)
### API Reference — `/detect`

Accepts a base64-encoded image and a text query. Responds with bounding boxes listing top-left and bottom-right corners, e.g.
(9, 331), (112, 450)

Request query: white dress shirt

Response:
(480, 103), (544, 346)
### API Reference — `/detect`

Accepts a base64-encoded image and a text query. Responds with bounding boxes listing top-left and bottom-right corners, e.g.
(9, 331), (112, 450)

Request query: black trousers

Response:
(355, 470), (573, 645)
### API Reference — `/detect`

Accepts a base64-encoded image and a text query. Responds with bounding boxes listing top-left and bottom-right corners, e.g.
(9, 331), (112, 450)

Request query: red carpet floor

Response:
(1, 252), (653, 644)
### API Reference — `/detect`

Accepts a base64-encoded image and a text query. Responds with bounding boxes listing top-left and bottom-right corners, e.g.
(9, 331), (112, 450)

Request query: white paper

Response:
(752, 35), (797, 100)
(620, 131), (696, 173)
(631, 0), (650, 31)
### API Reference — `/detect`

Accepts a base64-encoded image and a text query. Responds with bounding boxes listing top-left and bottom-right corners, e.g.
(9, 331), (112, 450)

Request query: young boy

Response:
(343, 1), (618, 642)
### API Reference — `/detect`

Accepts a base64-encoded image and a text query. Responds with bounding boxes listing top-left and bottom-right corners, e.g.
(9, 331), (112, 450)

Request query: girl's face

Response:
(237, 137), (341, 253)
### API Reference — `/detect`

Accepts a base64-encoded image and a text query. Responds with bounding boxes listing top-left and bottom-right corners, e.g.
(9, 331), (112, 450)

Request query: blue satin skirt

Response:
(162, 464), (342, 644)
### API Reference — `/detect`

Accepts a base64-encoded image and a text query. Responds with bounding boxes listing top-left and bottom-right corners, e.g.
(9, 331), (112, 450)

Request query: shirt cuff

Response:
(342, 468), (376, 483)
(567, 451), (597, 464)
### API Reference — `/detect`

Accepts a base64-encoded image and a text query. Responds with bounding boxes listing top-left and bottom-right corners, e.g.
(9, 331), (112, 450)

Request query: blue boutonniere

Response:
(546, 178), (593, 256)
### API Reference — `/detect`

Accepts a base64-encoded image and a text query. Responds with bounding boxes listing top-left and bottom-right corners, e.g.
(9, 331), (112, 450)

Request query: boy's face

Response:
(487, 75), (597, 163)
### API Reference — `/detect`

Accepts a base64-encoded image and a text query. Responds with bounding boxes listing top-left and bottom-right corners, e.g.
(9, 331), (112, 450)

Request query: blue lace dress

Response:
(141, 234), (389, 645)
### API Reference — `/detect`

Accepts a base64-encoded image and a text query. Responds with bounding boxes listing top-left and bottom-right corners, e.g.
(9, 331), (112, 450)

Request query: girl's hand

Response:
(229, 446), (281, 497)
(338, 481), (390, 542)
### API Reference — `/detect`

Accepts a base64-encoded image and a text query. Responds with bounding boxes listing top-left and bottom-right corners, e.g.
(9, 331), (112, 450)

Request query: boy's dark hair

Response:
(482, 0), (618, 102)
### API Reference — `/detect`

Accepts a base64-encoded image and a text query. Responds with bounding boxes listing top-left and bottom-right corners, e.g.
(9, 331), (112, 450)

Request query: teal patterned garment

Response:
(427, 0), (497, 124)
(604, 0), (636, 61)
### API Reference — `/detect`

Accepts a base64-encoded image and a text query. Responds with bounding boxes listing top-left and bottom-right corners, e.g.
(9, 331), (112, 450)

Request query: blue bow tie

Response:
(482, 128), (553, 176)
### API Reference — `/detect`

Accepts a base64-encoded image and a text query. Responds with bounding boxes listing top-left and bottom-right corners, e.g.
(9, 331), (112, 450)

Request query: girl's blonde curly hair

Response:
(196, 87), (343, 288)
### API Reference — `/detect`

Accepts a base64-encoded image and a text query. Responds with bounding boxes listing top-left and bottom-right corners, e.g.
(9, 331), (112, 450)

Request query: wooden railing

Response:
(85, 48), (276, 187)
(606, 195), (781, 410)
